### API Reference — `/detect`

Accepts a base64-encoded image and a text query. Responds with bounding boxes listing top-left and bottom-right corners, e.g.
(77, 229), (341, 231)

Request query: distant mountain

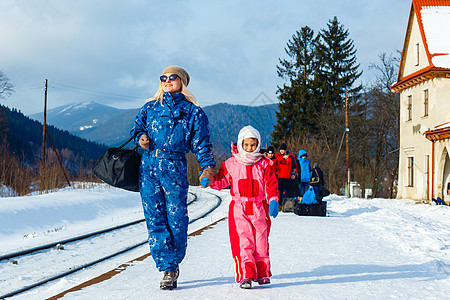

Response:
(29, 102), (139, 146)
(29, 101), (279, 156)
(1, 104), (107, 170)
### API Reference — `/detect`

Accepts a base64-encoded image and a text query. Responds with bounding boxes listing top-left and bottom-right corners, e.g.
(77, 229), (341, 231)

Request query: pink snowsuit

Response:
(210, 130), (279, 282)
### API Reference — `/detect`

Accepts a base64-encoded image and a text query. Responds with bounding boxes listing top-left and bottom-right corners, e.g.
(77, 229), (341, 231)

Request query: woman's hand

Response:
(139, 134), (150, 149)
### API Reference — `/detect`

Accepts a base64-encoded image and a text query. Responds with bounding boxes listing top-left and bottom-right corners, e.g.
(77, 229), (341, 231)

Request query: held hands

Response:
(198, 171), (209, 188)
(139, 134), (150, 149)
(268, 200), (279, 218)
(199, 168), (214, 188)
(200, 178), (209, 188)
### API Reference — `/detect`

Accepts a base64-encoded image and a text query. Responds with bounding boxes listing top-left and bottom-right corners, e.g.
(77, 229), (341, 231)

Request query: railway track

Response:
(0, 192), (197, 262)
(0, 190), (222, 299)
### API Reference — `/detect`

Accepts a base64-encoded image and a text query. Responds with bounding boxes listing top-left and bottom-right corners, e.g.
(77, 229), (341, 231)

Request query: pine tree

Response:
(312, 16), (363, 175)
(272, 26), (319, 145)
(0, 107), (7, 138)
(314, 16), (362, 112)
(309, 17), (363, 193)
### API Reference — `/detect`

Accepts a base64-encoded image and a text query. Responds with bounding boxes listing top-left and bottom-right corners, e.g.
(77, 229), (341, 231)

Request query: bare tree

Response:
(307, 52), (400, 197)
(0, 142), (36, 196)
(0, 70), (14, 100)
(367, 52), (400, 198)
(0, 70), (14, 137)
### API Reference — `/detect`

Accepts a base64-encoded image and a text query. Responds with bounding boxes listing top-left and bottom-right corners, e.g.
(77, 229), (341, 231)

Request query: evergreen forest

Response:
(273, 17), (399, 197)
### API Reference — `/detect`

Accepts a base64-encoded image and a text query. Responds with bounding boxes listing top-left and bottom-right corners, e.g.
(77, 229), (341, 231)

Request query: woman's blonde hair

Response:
(148, 81), (199, 107)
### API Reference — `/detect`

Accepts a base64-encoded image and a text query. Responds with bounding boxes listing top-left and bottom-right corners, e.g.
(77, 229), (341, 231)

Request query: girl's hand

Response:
(268, 200), (279, 218)
(139, 134), (150, 149)
(199, 168), (214, 188)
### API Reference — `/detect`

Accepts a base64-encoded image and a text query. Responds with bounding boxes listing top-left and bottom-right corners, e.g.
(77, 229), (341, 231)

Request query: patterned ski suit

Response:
(130, 92), (215, 272)
(210, 149), (279, 282)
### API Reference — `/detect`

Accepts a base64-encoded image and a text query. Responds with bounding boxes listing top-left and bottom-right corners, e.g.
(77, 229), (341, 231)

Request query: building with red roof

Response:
(392, 0), (450, 202)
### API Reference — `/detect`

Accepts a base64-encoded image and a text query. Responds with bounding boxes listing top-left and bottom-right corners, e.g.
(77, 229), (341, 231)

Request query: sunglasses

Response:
(160, 74), (178, 82)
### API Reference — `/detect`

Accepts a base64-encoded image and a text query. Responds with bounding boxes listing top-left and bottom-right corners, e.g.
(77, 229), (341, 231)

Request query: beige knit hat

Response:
(162, 65), (190, 86)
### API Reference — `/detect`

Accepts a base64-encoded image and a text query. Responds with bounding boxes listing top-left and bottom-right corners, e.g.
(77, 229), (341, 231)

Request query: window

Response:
(407, 95), (412, 121)
(407, 157), (414, 187)
(423, 89), (429, 117)
(415, 43), (420, 66)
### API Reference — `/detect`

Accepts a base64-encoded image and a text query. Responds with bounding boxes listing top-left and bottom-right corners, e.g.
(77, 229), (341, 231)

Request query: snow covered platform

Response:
(53, 209), (450, 299)
(2, 186), (450, 299)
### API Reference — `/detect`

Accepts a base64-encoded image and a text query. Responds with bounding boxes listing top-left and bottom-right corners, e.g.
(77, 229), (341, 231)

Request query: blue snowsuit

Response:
(130, 92), (215, 272)
(298, 150), (312, 196)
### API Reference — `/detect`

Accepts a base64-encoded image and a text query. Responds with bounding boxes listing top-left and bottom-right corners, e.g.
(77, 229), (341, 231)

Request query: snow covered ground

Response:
(1, 184), (450, 299)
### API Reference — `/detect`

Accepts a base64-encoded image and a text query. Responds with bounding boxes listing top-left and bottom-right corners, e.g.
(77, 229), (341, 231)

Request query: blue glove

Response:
(268, 200), (278, 218)
(201, 177), (209, 188)
(199, 171), (210, 188)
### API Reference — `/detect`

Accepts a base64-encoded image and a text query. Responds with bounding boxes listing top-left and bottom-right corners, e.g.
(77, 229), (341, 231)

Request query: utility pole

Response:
(345, 89), (350, 197)
(41, 79), (71, 187)
(42, 79), (48, 169)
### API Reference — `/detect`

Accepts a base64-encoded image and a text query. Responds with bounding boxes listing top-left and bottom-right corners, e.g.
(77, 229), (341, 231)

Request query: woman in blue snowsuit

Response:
(298, 150), (312, 196)
(130, 66), (215, 290)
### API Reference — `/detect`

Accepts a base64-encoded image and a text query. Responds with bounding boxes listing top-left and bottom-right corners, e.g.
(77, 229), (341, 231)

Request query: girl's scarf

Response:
(231, 142), (263, 166)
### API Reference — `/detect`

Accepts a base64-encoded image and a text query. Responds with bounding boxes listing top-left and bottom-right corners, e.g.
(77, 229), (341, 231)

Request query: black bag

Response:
(93, 135), (141, 192)
(294, 201), (327, 217)
(309, 176), (320, 185)
(309, 168), (320, 186)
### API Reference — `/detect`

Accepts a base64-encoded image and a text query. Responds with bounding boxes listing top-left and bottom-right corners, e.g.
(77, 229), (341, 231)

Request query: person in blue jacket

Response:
(297, 150), (312, 196)
(130, 65), (215, 290)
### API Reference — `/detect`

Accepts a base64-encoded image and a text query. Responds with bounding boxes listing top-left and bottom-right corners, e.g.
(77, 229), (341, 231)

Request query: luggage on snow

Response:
(294, 201), (327, 217)
(281, 197), (296, 212)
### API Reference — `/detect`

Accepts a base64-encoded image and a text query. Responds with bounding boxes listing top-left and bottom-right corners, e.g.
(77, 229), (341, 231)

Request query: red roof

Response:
(414, 0), (450, 6)
(392, 0), (450, 92)
(412, 0), (450, 64)
(424, 122), (450, 141)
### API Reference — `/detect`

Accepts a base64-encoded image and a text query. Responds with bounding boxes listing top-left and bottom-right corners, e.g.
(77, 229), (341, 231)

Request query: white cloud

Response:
(0, 0), (412, 114)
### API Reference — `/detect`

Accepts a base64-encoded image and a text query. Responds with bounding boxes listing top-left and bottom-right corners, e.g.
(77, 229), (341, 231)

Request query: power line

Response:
(49, 81), (145, 100)
(13, 84), (44, 92)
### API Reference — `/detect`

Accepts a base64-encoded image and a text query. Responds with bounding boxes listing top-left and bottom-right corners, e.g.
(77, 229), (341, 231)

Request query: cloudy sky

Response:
(0, 0), (412, 115)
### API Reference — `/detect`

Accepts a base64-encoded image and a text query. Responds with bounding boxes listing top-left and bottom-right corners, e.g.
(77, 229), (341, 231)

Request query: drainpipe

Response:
(431, 139), (435, 200)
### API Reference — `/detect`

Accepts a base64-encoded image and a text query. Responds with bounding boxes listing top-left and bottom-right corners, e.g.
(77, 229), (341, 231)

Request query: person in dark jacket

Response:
(310, 162), (325, 201)
(297, 150), (312, 196)
(276, 143), (300, 205)
(265, 145), (276, 162)
(130, 65), (216, 290)
(290, 151), (299, 178)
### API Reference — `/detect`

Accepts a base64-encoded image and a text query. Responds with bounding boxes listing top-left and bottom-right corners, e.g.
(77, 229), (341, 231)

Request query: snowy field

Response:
(1, 184), (450, 299)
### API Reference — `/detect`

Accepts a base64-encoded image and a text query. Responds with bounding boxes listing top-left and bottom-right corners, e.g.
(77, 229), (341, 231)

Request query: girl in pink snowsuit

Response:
(209, 125), (279, 289)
